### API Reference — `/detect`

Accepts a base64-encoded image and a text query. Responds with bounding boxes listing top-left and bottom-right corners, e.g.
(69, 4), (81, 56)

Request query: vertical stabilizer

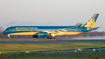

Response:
(83, 14), (99, 28)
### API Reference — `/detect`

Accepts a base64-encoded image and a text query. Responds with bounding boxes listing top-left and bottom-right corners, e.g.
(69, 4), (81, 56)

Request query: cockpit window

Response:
(6, 28), (11, 31)
(6, 29), (9, 30)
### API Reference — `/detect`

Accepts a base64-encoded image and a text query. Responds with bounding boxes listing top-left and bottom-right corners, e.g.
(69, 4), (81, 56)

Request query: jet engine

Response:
(33, 31), (50, 38)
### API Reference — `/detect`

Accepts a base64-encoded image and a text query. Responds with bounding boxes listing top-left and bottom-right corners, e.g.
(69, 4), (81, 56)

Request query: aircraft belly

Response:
(7, 31), (83, 36)
(8, 32), (36, 35)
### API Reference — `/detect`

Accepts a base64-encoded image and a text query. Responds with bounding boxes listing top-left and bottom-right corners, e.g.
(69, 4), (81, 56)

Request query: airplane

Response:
(2, 14), (101, 39)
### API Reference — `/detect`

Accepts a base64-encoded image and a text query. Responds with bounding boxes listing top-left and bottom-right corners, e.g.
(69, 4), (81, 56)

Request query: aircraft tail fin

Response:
(83, 14), (99, 28)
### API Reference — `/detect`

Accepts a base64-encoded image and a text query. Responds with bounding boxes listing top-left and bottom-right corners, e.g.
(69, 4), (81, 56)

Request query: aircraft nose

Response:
(2, 31), (6, 34)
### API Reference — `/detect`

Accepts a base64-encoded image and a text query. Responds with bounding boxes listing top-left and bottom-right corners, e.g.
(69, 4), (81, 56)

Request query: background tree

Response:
(0, 26), (4, 32)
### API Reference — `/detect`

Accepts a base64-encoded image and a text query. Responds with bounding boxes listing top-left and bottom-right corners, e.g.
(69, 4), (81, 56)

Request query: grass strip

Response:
(0, 42), (105, 53)
(0, 52), (105, 59)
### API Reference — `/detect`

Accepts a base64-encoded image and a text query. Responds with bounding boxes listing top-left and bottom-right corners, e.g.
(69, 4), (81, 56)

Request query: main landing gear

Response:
(47, 36), (56, 39)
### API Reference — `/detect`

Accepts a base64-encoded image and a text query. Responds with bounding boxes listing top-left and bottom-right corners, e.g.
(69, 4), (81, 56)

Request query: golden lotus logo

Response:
(16, 27), (18, 29)
(85, 18), (95, 28)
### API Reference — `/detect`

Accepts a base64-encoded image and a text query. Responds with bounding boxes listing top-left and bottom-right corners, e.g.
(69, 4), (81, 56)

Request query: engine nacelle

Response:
(33, 31), (50, 38)
(38, 31), (48, 37)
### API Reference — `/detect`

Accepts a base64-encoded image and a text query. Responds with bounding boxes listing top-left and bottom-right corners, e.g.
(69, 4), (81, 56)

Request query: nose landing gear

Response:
(7, 35), (10, 39)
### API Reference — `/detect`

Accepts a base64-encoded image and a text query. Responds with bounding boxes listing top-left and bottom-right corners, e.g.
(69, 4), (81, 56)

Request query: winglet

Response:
(77, 24), (82, 27)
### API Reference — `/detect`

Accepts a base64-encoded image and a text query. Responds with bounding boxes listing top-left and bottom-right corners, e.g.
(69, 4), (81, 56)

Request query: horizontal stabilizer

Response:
(93, 27), (101, 30)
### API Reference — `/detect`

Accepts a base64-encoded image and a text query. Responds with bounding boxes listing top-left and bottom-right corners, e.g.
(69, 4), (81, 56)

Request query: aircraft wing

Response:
(47, 24), (82, 36)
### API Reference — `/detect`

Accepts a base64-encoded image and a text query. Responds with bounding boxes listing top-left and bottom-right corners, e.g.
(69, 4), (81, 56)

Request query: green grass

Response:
(0, 39), (104, 41)
(0, 43), (105, 53)
(0, 52), (105, 59)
